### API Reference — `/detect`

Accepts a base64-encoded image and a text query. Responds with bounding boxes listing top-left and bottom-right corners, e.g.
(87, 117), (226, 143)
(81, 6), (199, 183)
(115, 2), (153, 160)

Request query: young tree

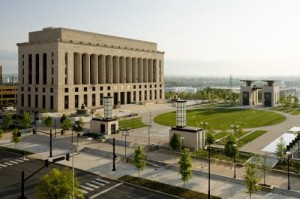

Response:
(275, 137), (286, 164)
(169, 133), (182, 151)
(11, 129), (21, 147)
(61, 117), (72, 135)
(224, 134), (238, 160)
(3, 113), (12, 131)
(36, 167), (83, 199)
(72, 118), (84, 133)
(244, 162), (261, 199)
(23, 112), (31, 129)
(42, 115), (54, 129)
(134, 145), (145, 177)
(60, 114), (67, 123)
(258, 154), (272, 185)
(205, 129), (215, 146)
(178, 148), (192, 188)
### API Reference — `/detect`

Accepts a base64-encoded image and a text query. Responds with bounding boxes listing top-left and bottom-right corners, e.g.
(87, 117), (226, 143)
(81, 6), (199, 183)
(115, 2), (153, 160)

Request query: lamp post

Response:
(231, 124), (239, 133)
(206, 144), (211, 199)
(286, 151), (292, 190)
(122, 130), (129, 157)
(233, 144), (237, 178)
(201, 122), (208, 146)
(49, 129), (52, 157)
(148, 112), (152, 151)
(104, 136), (116, 171)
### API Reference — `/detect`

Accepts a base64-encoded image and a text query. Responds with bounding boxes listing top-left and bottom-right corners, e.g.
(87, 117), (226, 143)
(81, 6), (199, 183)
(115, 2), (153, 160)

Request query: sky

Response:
(1, 0), (300, 77)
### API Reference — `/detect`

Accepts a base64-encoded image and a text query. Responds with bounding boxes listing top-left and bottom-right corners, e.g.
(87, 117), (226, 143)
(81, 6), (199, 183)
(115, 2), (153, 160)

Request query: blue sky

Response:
(1, 0), (300, 77)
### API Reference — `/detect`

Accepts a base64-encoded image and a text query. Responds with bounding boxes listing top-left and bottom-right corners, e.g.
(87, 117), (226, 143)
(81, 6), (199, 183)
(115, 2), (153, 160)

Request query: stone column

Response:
(126, 57), (132, 83)
(113, 56), (119, 83)
(90, 54), (98, 84)
(74, 53), (81, 84)
(99, 55), (106, 84)
(153, 59), (158, 82)
(82, 53), (90, 84)
(138, 58), (143, 83)
(32, 54), (36, 85)
(148, 59), (153, 82)
(143, 58), (148, 83)
(132, 58), (138, 83)
(106, 55), (113, 83)
(120, 57), (126, 83)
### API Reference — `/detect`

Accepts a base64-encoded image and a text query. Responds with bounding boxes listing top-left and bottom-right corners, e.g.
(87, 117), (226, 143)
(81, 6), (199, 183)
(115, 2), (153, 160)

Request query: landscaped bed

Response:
(119, 117), (147, 129)
(119, 175), (221, 199)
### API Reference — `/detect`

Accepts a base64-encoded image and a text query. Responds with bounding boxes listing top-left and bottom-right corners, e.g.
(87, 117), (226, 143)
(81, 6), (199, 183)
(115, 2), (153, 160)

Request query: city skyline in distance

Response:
(1, 0), (300, 77)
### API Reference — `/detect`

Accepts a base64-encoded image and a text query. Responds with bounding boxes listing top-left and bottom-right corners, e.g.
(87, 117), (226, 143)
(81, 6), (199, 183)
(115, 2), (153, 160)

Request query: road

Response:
(0, 150), (177, 199)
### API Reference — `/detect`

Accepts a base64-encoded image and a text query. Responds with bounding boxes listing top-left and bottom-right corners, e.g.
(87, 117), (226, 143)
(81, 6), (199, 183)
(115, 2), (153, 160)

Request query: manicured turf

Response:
(238, 130), (267, 147)
(154, 108), (286, 129)
(119, 117), (147, 129)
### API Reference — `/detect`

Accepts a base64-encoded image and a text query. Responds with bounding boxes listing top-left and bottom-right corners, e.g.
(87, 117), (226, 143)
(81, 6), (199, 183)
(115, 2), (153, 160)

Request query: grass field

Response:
(238, 130), (268, 147)
(154, 108), (286, 129)
(119, 117), (147, 129)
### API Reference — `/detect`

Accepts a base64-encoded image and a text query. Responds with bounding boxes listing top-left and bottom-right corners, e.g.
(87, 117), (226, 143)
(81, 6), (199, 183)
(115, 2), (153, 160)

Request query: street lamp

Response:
(233, 144), (237, 178)
(201, 122), (208, 146)
(286, 151), (292, 190)
(122, 130), (129, 157)
(49, 129), (53, 157)
(204, 144), (211, 198)
(104, 136), (116, 171)
(231, 124), (239, 133)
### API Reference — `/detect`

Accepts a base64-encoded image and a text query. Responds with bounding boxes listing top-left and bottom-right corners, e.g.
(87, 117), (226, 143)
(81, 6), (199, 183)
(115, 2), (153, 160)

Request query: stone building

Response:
(17, 27), (165, 114)
(240, 80), (260, 106)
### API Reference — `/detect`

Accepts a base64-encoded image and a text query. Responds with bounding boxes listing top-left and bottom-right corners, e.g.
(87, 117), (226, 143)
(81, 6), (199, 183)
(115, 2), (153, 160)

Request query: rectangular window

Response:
(28, 54), (32, 84)
(35, 95), (38, 108)
(42, 95), (46, 109)
(50, 96), (54, 110)
(35, 54), (39, 84)
(28, 94), (31, 107)
(75, 95), (79, 108)
(75, 87), (79, 92)
(64, 96), (69, 109)
(84, 94), (88, 106)
(65, 53), (68, 85)
(21, 94), (24, 106)
(43, 53), (47, 84)
(92, 94), (96, 106)
(100, 93), (103, 105)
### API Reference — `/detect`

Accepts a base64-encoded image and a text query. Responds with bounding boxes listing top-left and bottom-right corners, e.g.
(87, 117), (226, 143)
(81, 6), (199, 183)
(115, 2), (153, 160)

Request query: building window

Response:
(28, 87), (31, 92)
(84, 94), (88, 106)
(43, 53), (47, 84)
(64, 96), (69, 109)
(92, 94), (96, 106)
(65, 88), (69, 93)
(50, 88), (53, 93)
(100, 93), (103, 105)
(27, 94), (31, 107)
(28, 54), (32, 84)
(100, 86), (103, 91)
(84, 87), (87, 92)
(21, 94), (24, 106)
(35, 87), (38, 92)
(75, 95), (79, 108)
(50, 96), (54, 110)
(107, 86), (110, 90)
(92, 87), (95, 91)
(21, 87), (24, 91)
(42, 95), (46, 109)
(43, 88), (45, 92)
(35, 54), (39, 84)
(75, 87), (79, 92)
(35, 95), (38, 108)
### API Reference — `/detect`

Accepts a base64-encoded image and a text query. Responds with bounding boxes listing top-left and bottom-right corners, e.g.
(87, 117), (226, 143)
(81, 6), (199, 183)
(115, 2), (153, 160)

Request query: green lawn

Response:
(154, 108), (286, 129)
(119, 117), (147, 129)
(238, 130), (267, 147)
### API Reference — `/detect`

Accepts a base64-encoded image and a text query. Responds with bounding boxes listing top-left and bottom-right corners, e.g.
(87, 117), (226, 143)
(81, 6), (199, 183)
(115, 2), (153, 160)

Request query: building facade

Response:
(17, 27), (165, 114)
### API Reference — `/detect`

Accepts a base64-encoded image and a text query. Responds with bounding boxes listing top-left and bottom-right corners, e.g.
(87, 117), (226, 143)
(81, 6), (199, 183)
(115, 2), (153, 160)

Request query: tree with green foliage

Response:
(224, 134), (238, 160)
(36, 167), (83, 199)
(72, 118), (84, 133)
(11, 129), (21, 147)
(169, 133), (182, 151)
(244, 162), (261, 199)
(257, 154), (272, 185)
(60, 114), (67, 123)
(275, 137), (286, 164)
(178, 148), (192, 188)
(3, 113), (12, 131)
(42, 115), (54, 129)
(23, 112), (31, 129)
(205, 129), (215, 146)
(0, 128), (3, 139)
(134, 145), (145, 177)
(61, 117), (72, 135)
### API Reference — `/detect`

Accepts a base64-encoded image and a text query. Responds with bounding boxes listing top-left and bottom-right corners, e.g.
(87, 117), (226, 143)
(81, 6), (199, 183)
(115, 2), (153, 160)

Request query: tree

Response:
(42, 115), (54, 129)
(257, 154), (272, 185)
(0, 128), (3, 139)
(60, 114), (67, 123)
(244, 162), (261, 199)
(23, 112), (31, 129)
(205, 129), (215, 146)
(275, 137), (286, 164)
(169, 133), (182, 151)
(134, 145), (145, 177)
(224, 134), (238, 160)
(72, 118), (84, 133)
(11, 129), (21, 147)
(36, 167), (83, 199)
(61, 117), (72, 134)
(178, 148), (192, 188)
(3, 113), (12, 131)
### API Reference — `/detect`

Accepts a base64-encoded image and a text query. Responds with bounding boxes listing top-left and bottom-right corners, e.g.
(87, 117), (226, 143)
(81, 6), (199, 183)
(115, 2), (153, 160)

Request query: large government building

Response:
(17, 27), (165, 114)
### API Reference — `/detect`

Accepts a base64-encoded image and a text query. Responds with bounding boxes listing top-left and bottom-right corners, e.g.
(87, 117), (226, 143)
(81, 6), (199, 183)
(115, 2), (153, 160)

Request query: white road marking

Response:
(91, 180), (105, 186)
(0, 164), (7, 167)
(9, 161), (19, 164)
(89, 183), (123, 199)
(85, 182), (99, 189)
(80, 185), (94, 191)
(4, 162), (13, 166)
(95, 178), (110, 184)
(78, 188), (88, 194)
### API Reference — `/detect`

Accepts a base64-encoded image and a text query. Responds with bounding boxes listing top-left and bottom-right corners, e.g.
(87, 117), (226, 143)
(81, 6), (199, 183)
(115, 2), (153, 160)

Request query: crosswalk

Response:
(79, 178), (111, 194)
(0, 158), (29, 168)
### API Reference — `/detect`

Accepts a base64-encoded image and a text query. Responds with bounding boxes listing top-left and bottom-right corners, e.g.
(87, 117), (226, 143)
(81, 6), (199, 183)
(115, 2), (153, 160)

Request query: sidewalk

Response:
(1, 134), (299, 199)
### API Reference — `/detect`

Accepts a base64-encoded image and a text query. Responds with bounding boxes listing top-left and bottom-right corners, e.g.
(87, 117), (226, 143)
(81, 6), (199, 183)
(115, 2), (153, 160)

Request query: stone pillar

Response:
(143, 58), (148, 83)
(99, 55), (106, 84)
(126, 57), (132, 83)
(74, 53), (81, 84)
(90, 54), (98, 84)
(138, 58), (143, 83)
(132, 58), (138, 83)
(120, 57), (126, 83)
(113, 56), (119, 83)
(106, 55), (113, 83)
(32, 54), (36, 85)
(148, 59), (153, 82)
(82, 54), (90, 84)
(153, 59), (158, 82)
